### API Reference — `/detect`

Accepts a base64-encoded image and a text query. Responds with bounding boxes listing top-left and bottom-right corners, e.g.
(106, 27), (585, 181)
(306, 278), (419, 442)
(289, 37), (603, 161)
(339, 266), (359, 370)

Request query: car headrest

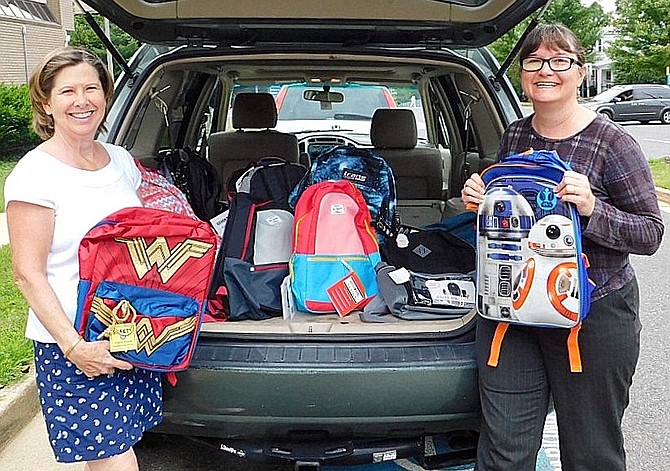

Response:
(232, 93), (278, 129)
(370, 108), (417, 149)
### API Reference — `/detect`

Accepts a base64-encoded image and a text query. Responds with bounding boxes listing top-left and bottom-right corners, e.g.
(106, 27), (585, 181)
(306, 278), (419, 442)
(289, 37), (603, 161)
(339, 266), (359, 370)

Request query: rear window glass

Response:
(229, 82), (427, 142)
(277, 86), (392, 120)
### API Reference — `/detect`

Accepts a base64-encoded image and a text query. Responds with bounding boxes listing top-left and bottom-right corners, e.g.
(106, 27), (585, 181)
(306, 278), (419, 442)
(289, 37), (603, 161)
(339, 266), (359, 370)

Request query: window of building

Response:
(0, 0), (56, 23)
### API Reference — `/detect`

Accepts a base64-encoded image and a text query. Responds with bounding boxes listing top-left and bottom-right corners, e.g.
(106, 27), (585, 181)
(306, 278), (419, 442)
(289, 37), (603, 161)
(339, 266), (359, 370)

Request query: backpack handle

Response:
(500, 149), (572, 172)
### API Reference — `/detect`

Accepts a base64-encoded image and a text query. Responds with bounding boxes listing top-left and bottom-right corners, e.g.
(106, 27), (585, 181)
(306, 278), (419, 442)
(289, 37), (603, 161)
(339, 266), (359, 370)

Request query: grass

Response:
(0, 156), (669, 388)
(648, 158), (670, 189)
(0, 245), (31, 387)
(0, 160), (16, 210)
(0, 160), (33, 387)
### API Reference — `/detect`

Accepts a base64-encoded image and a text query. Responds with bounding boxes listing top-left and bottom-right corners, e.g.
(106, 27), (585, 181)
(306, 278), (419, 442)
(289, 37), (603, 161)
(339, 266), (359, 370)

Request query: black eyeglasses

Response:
(521, 57), (583, 72)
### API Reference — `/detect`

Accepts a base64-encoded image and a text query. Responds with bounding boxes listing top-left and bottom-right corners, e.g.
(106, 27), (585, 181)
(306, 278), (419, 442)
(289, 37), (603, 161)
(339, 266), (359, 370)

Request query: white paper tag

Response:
(388, 267), (411, 284)
(425, 279), (475, 307)
(343, 276), (365, 304)
(395, 233), (409, 248)
(210, 209), (229, 237)
(281, 275), (296, 320)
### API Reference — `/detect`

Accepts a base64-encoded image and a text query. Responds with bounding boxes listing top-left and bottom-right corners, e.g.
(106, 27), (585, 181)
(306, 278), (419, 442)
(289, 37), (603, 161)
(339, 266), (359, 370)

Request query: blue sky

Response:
(582, 0), (616, 12)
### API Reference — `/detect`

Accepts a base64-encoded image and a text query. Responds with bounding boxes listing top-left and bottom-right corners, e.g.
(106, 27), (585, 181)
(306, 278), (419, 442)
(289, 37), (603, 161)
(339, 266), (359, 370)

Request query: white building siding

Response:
(0, 0), (72, 85)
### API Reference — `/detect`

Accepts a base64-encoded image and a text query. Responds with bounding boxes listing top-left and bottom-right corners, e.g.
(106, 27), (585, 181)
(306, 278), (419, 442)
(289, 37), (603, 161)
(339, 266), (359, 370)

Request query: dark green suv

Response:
(81, 1), (551, 468)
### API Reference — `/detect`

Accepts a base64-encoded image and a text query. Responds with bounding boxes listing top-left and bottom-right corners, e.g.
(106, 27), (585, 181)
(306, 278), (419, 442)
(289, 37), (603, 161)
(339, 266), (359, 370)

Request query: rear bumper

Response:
(157, 336), (480, 443)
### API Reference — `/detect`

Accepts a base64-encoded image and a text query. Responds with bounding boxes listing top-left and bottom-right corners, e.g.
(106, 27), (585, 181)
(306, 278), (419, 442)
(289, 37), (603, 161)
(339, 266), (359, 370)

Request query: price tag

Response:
(327, 271), (367, 317)
(109, 323), (138, 352)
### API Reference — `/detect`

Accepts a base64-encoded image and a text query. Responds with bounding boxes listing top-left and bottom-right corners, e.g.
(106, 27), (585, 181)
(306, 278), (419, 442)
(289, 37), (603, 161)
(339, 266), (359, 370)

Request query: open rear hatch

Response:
(77, 0), (551, 336)
(79, 0), (549, 48)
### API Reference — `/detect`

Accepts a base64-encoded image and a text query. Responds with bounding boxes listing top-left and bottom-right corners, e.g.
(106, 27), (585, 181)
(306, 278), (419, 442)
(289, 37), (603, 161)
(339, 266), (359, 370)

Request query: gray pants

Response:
(475, 278), (641, 471)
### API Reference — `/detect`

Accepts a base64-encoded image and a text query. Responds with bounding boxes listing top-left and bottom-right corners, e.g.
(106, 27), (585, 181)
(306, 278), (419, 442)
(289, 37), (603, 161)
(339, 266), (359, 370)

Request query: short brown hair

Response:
(519, 23), (586, 67)
(28, 46), (114, 140)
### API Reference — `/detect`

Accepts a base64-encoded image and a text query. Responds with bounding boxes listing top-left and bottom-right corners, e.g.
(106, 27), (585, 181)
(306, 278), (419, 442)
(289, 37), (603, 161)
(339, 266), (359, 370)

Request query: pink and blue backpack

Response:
(290, 180), (381, 313)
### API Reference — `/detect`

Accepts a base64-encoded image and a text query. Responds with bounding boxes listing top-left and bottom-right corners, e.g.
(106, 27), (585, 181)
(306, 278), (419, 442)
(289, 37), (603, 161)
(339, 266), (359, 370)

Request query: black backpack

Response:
(157, 147), (224, 221)
(381, 211), (477, 275)
(208, 157), (308, 320)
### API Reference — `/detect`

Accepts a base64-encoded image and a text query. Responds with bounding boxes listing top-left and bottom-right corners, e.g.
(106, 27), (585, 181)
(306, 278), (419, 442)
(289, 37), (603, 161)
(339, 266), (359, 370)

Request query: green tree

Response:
(0, 84), (40, 156)
(69, 15), (140, 77)
(608, 0), (670, 84)
(488, 0), (609, 97)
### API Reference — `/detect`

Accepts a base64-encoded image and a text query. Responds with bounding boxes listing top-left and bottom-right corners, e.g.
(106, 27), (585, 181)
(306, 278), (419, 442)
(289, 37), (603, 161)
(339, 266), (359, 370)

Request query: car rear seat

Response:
(208, 92), (299, 198)
(370, 108), (444, 226)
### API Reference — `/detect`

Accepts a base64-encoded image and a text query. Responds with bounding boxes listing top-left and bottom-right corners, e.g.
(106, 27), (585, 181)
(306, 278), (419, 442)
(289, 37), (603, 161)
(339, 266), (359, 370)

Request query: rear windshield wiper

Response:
(333, 113), (373, 120)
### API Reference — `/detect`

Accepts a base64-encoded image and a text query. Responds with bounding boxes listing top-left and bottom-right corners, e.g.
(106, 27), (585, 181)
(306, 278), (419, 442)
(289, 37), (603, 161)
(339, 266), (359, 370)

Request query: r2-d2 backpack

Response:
(476, 149), (595, 372)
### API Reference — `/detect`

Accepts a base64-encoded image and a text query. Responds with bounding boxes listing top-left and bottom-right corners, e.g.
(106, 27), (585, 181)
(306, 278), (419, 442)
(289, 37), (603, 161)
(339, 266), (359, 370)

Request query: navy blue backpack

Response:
(289, 145), (400, 242)
(208, 157), (307, 320)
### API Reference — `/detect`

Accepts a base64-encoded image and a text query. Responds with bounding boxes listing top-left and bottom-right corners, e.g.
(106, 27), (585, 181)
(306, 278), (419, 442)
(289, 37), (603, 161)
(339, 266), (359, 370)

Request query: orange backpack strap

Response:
(487, 322), (583, 372)
(567, 324), (583, 373)
(487, 322), (509, 367)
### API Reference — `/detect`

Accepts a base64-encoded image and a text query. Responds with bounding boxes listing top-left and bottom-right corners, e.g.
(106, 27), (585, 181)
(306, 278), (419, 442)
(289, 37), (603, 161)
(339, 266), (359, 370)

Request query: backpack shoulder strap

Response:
(487, 322), (583, 373)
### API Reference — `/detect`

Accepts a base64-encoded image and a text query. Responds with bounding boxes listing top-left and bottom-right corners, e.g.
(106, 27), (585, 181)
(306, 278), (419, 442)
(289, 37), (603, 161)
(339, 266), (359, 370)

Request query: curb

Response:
(0, 371), (38, 454)
(656, 187), (670, 205)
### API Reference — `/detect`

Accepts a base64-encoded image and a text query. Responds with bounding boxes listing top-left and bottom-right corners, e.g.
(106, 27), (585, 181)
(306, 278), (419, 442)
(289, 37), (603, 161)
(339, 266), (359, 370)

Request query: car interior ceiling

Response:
(128, 60), (492, 227)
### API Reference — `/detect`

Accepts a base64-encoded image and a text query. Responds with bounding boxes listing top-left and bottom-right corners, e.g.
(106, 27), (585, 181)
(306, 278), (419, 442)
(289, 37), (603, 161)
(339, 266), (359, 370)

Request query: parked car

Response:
(583, 84), (670, 124)
(80, 0), (551, 468)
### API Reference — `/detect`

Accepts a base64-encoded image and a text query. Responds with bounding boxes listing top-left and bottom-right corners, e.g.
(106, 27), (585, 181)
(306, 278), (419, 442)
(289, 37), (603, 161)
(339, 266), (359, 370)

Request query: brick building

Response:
(0, 0), (74, 85)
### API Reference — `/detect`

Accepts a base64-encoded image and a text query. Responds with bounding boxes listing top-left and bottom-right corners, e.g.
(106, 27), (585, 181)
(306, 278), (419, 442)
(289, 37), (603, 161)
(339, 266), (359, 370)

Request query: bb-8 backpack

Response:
(476, 149), (595, 372)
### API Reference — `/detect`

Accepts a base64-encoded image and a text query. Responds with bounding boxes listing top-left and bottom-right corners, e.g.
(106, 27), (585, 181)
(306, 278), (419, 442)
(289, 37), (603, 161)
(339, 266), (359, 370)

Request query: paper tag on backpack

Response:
(327, 271), (366, 317)
(210, 209), (229, 237)
(109, 323), (138, 352)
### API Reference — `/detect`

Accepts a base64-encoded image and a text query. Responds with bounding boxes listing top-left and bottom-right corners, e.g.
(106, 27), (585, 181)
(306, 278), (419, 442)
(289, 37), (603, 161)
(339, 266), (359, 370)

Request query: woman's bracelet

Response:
(64, 335), (84, 359)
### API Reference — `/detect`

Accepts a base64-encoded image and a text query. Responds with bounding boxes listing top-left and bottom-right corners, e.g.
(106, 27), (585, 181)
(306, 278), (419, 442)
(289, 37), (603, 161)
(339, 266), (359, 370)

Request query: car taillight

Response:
(383, 88), (397, 108)
(275, 87), (288, 112)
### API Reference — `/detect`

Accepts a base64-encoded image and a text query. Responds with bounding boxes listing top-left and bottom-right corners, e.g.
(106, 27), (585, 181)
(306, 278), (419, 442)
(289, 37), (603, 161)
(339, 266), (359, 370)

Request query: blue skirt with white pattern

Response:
(34, 342), (163, 463)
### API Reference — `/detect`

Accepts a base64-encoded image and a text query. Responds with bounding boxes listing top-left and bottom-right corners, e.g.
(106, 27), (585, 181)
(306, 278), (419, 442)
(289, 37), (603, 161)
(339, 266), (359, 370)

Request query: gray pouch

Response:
(375, 262), (475, 320)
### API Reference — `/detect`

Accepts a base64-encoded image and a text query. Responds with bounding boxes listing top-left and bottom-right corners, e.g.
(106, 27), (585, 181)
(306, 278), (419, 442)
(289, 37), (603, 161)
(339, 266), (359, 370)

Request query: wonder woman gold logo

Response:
(91, 297), (197, 356)
(115, 237), (213, 283)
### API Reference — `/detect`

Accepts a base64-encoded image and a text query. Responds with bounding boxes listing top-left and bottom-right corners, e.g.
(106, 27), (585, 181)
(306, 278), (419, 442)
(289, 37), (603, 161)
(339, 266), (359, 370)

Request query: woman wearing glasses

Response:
(462, 23), (664, 471)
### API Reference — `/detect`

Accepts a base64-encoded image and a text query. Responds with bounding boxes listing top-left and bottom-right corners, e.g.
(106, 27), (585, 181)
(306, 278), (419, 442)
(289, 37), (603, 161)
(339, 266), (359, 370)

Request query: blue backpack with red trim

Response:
(476, 149), (595, 371)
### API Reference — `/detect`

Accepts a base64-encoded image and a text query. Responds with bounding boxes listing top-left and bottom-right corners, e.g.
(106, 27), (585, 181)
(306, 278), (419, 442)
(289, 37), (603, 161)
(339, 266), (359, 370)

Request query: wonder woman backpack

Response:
(476, 149), (595, 371)
(74, 207), (218, 372)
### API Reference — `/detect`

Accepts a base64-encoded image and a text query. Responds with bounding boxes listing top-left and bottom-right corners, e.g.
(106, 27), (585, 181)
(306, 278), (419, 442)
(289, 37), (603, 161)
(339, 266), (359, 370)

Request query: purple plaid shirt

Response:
(498, 114), (664, 301)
